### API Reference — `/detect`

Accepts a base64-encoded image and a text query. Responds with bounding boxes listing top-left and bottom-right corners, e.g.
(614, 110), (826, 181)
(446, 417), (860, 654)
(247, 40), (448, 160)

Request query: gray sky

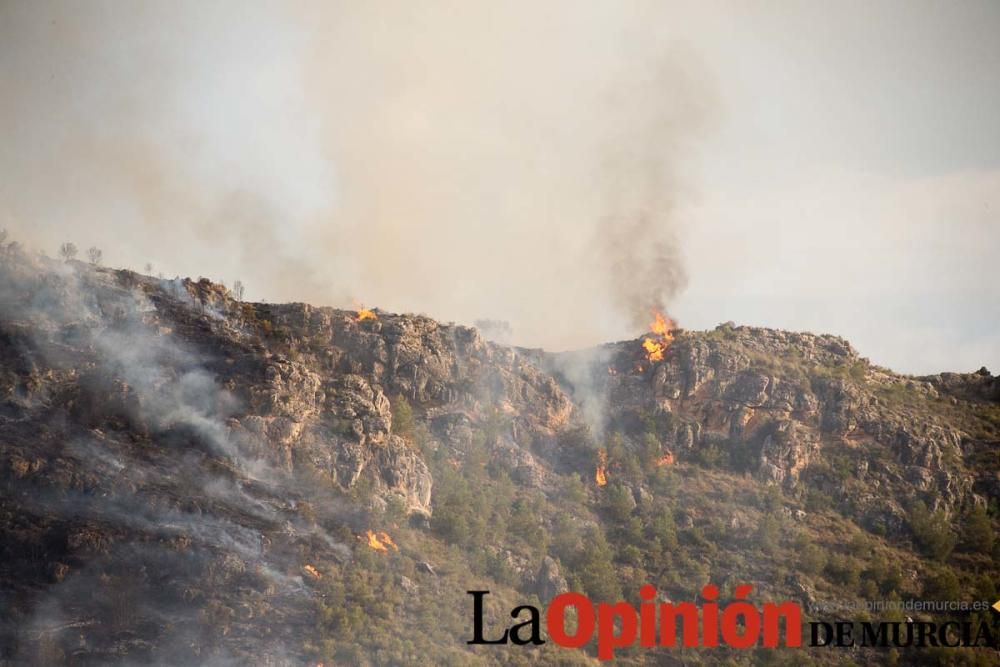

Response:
(2, 1), (998, 374)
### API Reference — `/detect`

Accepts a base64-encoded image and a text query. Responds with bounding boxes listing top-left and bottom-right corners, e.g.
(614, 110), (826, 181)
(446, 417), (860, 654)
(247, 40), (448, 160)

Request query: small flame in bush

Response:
(365, 530), (398, 552)
(595, 449), (608, 487)
(357, 307), (377, 321)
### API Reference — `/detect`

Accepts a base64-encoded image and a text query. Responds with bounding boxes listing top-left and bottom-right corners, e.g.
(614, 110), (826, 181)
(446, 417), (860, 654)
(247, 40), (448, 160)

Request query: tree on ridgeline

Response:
(59, 242), (78, 262)
(88, 246), (103, 266)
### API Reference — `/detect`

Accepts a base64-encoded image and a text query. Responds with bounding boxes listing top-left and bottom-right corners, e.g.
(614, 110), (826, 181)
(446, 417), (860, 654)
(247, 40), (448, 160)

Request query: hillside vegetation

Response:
(0, 247), (997, 666)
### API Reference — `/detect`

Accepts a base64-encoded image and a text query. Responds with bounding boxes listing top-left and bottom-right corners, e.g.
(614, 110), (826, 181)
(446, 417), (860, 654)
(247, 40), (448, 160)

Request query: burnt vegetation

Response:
(0, 242), (997, 666)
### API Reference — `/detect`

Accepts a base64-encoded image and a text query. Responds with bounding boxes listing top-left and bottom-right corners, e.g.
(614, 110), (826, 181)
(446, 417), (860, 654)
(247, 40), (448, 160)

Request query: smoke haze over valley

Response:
(1, 5), (1000, 662)
(2, 1), (999, 373)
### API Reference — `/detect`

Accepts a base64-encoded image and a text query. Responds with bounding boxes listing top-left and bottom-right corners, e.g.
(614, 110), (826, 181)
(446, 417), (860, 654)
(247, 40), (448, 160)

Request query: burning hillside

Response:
(364, 530), (398, 553)
(641, 311), (675, 363)
(0, 252), (996, 665)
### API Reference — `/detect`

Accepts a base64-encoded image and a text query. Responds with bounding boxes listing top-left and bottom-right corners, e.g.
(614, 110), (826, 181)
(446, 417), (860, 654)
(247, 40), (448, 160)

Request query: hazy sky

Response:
(1, 1), (998, 374)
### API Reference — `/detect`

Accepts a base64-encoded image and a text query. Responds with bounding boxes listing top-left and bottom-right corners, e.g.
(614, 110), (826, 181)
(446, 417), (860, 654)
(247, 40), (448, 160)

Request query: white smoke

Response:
(0, 1), (717, 349)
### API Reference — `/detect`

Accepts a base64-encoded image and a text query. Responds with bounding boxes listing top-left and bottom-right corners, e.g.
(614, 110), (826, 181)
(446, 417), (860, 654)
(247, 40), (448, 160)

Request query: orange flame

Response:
(595, 449), (608, 487)
(641, 337), (664, 361)
(302, 564), (322, 579)
(641, 311), (675, 363)
(651, 311), (674, 338)
(365, 530), (398, 552)
(366, 530), (387, 551)
(379, 531), (398, 551)
(657, 450), (675, 466)
(357, 307), (377, 322)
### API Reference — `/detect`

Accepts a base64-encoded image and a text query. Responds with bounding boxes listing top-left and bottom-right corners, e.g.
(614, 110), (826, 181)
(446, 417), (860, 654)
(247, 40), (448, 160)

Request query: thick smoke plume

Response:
(0, 1), (716, 349)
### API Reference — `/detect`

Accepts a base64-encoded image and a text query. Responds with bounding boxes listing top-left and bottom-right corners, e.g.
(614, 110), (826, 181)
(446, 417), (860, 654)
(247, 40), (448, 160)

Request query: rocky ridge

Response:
(0, 250), (997, 665)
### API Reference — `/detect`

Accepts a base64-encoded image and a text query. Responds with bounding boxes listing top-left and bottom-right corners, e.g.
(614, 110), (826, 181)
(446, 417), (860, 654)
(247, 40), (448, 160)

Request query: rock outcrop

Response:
(0, 251), (996, 665)
(585, 323), (986, 534)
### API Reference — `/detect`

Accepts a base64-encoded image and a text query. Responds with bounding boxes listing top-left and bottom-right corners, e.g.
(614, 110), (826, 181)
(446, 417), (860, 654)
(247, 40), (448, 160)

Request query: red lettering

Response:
(762, 601), (801, 647)
(597, 602), (637, 660)
(546, 592), (594, 648)
(639, 584), (657, 647)
(701, 584), (719, 647)
(659, 602), (700, 647)
(720, 585), (760, 648)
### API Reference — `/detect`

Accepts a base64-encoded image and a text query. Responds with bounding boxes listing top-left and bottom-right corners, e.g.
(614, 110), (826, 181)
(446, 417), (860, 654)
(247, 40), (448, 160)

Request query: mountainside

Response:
(1, 249), (998, 666)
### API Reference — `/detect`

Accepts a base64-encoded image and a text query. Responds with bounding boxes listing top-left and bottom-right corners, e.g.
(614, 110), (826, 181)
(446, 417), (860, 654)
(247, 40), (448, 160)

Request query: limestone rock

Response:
(535, 556), (568, 602)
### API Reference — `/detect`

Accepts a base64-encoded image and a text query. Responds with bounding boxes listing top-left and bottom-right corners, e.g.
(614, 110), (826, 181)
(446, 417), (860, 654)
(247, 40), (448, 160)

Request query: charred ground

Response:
(0, 248), (997, 666)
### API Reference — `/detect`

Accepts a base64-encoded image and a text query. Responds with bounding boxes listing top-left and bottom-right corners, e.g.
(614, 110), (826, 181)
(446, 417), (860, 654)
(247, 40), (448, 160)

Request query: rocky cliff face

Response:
(247, 298), (574, 515)
(0, 250), (996, 665)
(583, 325), (991, 535)
(0, 254), (574, 513)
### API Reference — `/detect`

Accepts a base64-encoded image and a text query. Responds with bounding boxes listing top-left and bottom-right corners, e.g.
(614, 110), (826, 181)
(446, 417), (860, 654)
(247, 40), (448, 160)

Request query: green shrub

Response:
(825, 555), (862, 589)
(569, 527), (621, 602)
(922, 566), (961, 603)
(391, 395), (416, 440)
(602, 483), (636, 523)
(962, 504), (994, 554)
(757, 515), (783, 556)
(559, 473), (587, 504)
(798, 543), (827, 576)
(909, 501), (957, 561)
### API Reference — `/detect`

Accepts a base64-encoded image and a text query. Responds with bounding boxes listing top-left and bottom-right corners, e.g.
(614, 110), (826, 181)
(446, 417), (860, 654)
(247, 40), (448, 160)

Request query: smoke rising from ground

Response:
(0, 1), (715, 349)
(0, 254), (352, 663)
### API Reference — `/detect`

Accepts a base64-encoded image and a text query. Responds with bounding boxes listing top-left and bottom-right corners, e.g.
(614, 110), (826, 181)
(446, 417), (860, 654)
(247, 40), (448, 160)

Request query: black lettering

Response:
(509, 605), (545, 645)
(835, 621), (854, 647)
(915, 622), (938, 647)
(890, 622), (912, 647)
(861, 623), (888, 647)
(810, 622), (833, 647)
(468, 591), (509, 645)
(938, 621), (960, 647)
(972, 621), (996, 648)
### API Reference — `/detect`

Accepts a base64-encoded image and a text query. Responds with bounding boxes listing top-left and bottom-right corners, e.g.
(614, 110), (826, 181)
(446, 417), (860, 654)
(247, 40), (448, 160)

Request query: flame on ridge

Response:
(641, 311), (675, 363)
